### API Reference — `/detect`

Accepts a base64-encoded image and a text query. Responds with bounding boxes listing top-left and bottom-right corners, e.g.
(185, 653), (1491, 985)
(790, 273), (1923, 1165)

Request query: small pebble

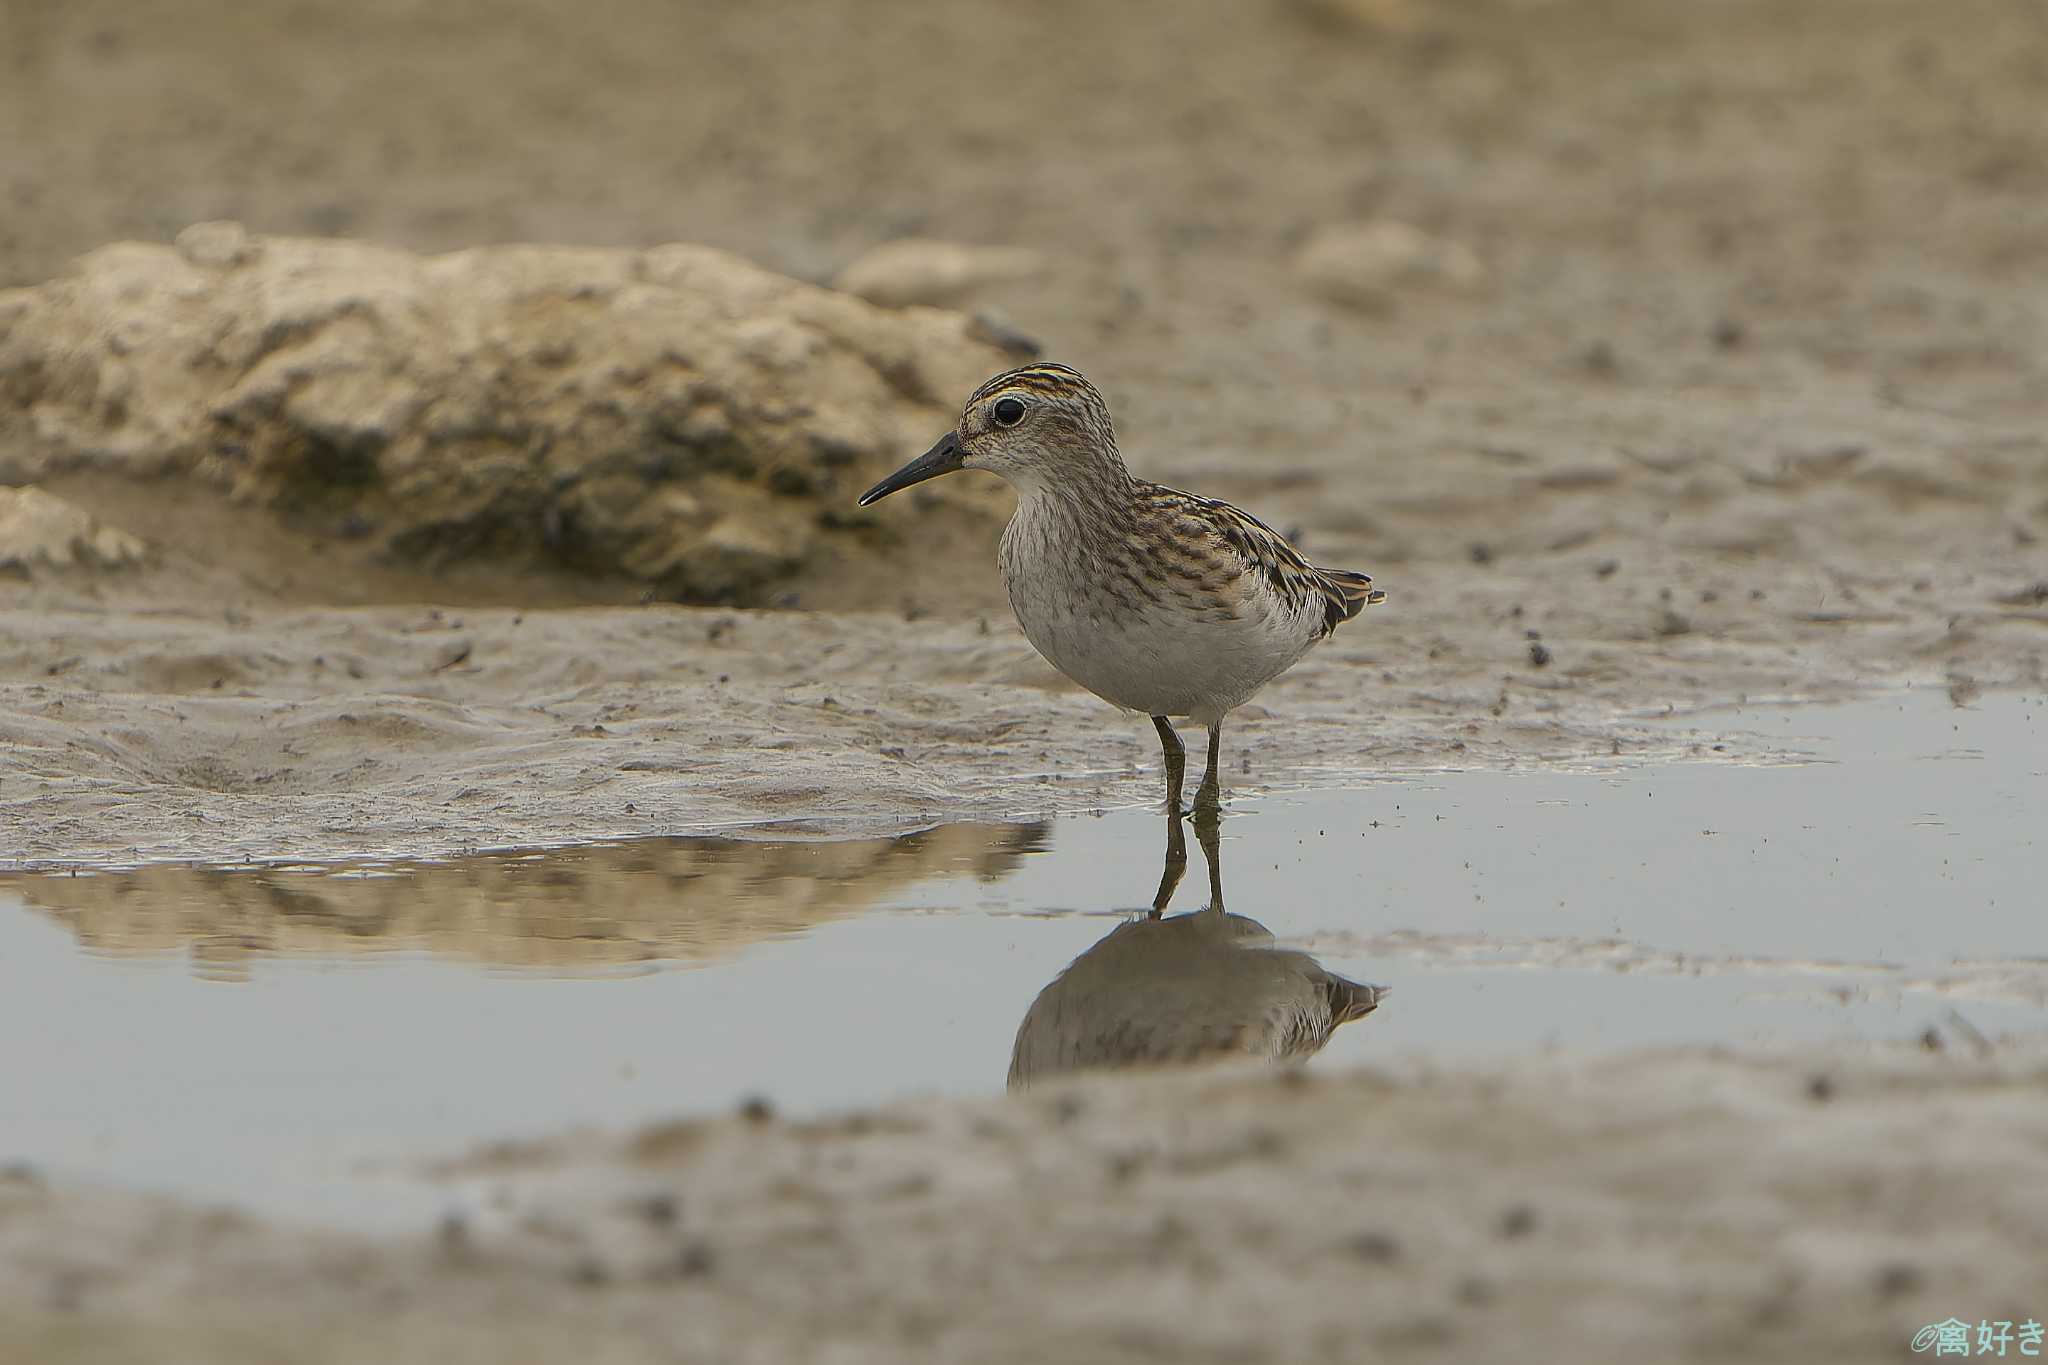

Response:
(676, 1240), (717, 1278)
(1498, 1205), (1538, 1239)
(1347, 1230), (1401, 1263)
(435, 1212), (471, 1257)
(637, 1192), (681, 1227)
(969, 311), (1043, 360)
(1580, 340), (1619, 376)
(1150, 1214), (1192, 1248)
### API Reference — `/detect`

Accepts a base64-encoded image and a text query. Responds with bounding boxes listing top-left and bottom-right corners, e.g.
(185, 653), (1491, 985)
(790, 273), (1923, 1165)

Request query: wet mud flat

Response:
(3, 692), (2044, 1363)
(4, 1039), (2045, 1365)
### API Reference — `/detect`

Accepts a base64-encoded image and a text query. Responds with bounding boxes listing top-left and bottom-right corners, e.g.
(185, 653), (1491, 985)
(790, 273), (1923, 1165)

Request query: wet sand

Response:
(6, 1040), (2046, 1365)
(4, 548), (2042, 866)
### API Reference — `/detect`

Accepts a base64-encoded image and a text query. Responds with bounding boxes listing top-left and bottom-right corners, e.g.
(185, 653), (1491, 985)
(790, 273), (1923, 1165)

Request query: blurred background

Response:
(4, 0), (2044, 618)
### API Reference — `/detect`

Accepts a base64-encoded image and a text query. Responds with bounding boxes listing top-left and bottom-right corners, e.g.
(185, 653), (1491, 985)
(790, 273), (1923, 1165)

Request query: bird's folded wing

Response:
(1138, 482), (1383, 636)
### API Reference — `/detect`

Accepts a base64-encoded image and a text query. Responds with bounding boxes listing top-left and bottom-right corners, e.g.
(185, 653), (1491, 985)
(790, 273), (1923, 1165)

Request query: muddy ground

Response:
(8, 1039), (2047, 1365)
(2, 0), (2045, 864)
(1, 0), (2046, 1358)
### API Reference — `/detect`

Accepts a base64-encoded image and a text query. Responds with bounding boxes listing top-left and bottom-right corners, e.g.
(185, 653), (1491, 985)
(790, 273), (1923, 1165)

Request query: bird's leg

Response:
(1152, 715), (1186, 816)
(1191, 798), (1224, 913)
(1192, 722), (1223, 813)
(1150, 801), (1187, 918)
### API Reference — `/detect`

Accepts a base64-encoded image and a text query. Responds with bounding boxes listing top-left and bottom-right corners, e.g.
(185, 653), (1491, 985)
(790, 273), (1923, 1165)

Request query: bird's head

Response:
(858, 363), (1125, 505)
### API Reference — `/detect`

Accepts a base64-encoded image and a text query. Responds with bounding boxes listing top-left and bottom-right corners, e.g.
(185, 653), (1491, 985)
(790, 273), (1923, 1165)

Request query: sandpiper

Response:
(858, 363), (1385, 810)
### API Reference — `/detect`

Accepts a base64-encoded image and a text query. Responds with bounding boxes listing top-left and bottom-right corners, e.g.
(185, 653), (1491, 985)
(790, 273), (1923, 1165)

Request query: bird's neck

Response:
(1011, 448), (1137, 526)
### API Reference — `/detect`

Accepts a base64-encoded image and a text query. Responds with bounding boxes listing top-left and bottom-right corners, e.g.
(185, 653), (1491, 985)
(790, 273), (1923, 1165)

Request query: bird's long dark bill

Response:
(858, 431), (965, 506)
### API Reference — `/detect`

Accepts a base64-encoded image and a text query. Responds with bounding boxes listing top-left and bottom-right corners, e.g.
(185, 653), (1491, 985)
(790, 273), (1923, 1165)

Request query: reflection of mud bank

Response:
(5, 824), (1044, 975)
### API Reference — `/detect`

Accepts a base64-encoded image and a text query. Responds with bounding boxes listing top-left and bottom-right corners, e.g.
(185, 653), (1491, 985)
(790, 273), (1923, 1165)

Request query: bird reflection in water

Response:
(1008, 800), (1386, 1089)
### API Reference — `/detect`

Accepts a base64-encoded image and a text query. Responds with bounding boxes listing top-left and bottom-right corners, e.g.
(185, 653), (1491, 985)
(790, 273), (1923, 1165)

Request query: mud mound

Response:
(0, 226), (1016, 603)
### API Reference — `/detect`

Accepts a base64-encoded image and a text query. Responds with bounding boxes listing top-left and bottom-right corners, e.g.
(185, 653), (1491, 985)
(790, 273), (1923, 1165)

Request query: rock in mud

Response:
(834, 239), (1047, 308)
(0, 226), (1015, 603)
(1294, 220), (1487, 311)
(0, 485), (146, 575)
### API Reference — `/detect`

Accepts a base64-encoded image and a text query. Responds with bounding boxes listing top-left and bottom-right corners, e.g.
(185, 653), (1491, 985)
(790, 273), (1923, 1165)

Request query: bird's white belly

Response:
(1005, 568), (1317, 725)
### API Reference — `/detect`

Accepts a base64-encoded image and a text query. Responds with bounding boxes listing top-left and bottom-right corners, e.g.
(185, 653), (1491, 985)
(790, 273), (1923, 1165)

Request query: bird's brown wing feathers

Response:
(1135, 482), (1385, 637)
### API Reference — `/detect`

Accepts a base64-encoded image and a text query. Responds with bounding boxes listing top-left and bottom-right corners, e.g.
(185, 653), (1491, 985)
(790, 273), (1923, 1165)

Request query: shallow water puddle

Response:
(2, 689), (2041, 1229)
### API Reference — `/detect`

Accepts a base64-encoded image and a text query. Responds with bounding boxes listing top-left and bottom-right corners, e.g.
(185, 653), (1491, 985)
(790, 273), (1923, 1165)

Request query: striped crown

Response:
(968, 362), (1098, 407)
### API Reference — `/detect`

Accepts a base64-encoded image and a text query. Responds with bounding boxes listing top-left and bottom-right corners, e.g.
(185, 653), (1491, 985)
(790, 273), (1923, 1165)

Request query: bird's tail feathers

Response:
(1317, 568), (1387, 628)
(1326, 976), (1388, 1025)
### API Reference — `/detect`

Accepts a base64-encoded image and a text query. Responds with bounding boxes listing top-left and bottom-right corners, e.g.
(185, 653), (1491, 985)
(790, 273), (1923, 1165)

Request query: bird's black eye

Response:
(991, 397), (1026, 427)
